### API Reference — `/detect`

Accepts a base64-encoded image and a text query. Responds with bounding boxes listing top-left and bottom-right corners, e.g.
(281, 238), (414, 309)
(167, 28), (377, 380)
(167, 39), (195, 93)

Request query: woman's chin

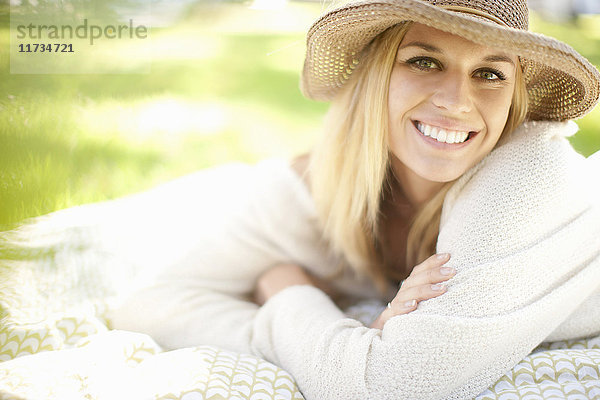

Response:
(415, 167), (466, 184)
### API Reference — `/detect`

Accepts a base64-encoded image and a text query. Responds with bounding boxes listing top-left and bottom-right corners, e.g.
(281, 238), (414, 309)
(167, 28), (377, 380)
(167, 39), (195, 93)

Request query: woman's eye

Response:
(407, 57), (439, 70)
(476, 70), (505, 81)
(415, 59), (435, 69)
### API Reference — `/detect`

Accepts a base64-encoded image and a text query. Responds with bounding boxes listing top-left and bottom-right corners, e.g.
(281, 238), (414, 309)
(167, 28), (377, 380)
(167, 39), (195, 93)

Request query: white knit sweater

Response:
(110, 121), (600, 400)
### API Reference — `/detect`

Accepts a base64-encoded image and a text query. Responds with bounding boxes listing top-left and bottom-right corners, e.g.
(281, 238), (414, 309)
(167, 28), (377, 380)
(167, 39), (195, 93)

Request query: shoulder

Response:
(439, 121), (596, 256)
(444, 121), (589, 214)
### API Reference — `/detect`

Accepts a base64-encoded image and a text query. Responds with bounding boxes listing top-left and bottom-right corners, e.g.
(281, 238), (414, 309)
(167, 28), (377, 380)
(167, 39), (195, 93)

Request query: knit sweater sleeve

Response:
(109, 158), (353, 354)
(249, 121), (600, 400)
(108, 155), (383, 354)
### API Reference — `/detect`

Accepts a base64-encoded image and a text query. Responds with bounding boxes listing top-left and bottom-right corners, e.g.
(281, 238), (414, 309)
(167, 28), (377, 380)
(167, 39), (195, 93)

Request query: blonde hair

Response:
(309, 23), (529, 295)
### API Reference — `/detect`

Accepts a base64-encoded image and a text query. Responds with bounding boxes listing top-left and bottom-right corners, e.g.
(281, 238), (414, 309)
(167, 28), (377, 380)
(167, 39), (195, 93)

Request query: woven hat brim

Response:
(301, 0), (600, 121)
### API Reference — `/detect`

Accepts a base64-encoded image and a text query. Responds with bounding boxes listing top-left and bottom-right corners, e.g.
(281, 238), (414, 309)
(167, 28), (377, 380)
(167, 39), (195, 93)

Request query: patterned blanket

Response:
(1, 306), (599, 399)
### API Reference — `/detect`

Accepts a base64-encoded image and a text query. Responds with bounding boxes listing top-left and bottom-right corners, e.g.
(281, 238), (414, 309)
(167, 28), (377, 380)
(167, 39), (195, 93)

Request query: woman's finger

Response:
(378, 282), (447, 328)
(369, 299), (417, 329)
(402, 253), (453, 289)
(411, 253), (450, 274)
(370, 253), (455, 329)
(387, 298), (418, 313)
(404, 265), (456, 289)
(371, 283), (448, 329)
(392, 281), (448, 305)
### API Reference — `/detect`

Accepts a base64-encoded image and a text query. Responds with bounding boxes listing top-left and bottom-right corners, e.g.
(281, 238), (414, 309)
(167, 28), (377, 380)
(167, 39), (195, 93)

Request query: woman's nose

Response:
(430, 73), (473, 114)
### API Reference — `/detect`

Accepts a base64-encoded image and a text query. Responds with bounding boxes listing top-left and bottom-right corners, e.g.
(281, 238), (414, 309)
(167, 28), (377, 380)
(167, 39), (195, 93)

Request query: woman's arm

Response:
(249, 123), (600, 399)
(110, 157), (375, 354)
(255, 254), (456, 328)
(251, 212), (600, 400)
(109, 160), (325, 354)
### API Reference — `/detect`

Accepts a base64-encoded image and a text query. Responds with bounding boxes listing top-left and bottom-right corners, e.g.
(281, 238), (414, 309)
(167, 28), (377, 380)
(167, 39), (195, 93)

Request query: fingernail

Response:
(431, 283), (446, 291)
(440, 267), (455, 276)
(404, 299), (416, 308)
(436, 253), (450, 260)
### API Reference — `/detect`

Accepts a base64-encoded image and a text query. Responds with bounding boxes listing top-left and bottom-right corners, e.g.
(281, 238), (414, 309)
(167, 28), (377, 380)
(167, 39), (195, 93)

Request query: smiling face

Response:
(387, 23), (518, 188)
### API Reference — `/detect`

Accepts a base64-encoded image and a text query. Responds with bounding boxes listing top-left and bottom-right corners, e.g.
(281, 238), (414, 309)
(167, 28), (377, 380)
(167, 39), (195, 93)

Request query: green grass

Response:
(0, 4), (599, 228)
(0, 2), (328, 228)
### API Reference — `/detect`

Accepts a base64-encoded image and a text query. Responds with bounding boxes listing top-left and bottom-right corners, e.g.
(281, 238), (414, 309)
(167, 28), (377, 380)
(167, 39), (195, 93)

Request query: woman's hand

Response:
(254, 263), (339, 306)
(370, 253), (455, 329)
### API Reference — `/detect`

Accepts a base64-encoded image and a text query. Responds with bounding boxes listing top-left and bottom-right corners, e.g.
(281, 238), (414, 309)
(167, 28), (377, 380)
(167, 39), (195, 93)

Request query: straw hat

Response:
(301, 0), (600, 121)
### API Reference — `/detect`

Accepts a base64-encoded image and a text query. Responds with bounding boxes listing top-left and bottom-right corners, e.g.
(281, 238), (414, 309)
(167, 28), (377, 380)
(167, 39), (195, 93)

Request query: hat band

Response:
(440, 5), (508, 27)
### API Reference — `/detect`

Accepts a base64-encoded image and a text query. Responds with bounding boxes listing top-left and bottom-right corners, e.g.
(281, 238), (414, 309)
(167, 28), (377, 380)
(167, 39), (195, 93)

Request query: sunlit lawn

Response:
(0, 2), (328, 228)
(0, 3), (599, 229)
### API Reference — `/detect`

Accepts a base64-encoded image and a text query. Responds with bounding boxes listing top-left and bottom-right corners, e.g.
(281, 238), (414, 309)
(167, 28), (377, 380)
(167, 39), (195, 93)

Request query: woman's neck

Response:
(390, 157), (444, 207)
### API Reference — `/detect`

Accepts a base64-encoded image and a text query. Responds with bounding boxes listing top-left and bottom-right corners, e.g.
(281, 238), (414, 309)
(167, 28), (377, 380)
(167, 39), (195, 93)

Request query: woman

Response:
(254, 0), (598, 324)
(111, 0), (600, 398)
(255, 20), (528, 328)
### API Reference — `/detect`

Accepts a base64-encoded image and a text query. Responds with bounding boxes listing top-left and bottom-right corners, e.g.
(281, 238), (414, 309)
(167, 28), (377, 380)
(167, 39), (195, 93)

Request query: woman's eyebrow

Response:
(482, 55), (515, 67)
(397, 41), (442, 53)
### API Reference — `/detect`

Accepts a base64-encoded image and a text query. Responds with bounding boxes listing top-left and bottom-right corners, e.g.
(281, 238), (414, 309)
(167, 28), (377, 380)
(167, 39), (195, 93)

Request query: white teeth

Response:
(446, 131), (456, 143)
(423, 124), (432, 137)
(415, 121), (470, 144)
(437, 129), (447, 142)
